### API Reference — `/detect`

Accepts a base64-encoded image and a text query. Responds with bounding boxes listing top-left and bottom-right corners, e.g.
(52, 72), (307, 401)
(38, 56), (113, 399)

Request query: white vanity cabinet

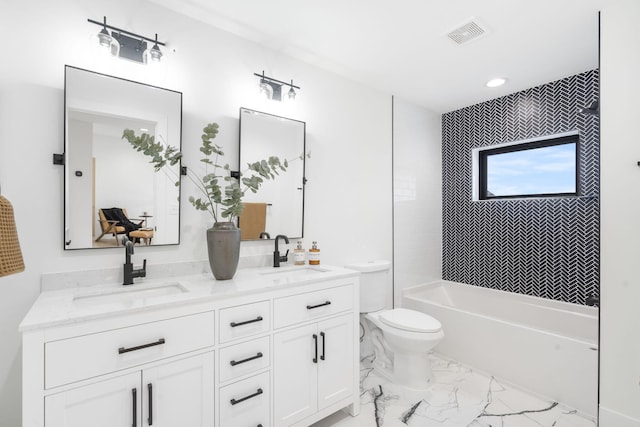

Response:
(22, 267), (360, 427)
(273, 284), (356, 427)
(45, 352), (215, 427)
(23, 309), (216, 427)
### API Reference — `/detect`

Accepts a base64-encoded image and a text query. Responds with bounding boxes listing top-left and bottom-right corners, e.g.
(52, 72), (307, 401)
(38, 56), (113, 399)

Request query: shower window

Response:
(478, 134), (579, 200)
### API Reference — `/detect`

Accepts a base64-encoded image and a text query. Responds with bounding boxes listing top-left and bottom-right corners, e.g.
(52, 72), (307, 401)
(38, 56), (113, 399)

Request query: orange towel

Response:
(0, 195), (25, 277)
(239, 202), (267, 240)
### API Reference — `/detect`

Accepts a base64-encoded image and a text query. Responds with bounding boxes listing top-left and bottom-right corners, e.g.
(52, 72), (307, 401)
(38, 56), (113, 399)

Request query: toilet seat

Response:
(379, 308), (442, 333)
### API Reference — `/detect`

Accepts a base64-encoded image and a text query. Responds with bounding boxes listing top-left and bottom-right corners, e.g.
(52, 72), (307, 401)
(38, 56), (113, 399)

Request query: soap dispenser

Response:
(294, 241), (306, 265)
(308, 241), (320, 265)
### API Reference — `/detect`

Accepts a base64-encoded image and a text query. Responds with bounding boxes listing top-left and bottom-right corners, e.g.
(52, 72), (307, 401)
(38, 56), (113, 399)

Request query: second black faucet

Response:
(273, 235), (290, 267)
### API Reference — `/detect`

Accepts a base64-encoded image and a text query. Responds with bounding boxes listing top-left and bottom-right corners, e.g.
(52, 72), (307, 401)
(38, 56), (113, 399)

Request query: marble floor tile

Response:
(311, 354), (597, 427)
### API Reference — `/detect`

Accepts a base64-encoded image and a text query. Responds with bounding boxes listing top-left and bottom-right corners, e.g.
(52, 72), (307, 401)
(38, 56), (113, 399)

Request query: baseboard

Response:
(600, 406), (640, 427)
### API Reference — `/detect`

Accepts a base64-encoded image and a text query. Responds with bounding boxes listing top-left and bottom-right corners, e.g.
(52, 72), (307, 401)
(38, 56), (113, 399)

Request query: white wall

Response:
(392, 97), (442, 307)
(0, 0), (392, 425)
(600, 0), (640, 425)
(66, 119), (93, 247)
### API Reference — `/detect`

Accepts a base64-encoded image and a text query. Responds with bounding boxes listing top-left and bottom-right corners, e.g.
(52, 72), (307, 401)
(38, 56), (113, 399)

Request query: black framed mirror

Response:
(64, 66), (182, 249)
(239, 108), (306, 241)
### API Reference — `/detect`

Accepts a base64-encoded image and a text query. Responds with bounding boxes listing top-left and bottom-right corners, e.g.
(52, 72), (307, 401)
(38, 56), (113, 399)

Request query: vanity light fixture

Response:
(88, 16), (166, 64)
(486, 77), (508, 88)
(254, 71), (300, 101)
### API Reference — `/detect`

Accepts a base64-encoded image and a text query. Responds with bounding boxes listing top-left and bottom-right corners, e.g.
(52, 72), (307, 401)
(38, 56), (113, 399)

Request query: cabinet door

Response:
(45, 372), (141, 427)
(273, 324), (318, 426)
(317, 314), (354, 410)
(142, 352), (214, 427)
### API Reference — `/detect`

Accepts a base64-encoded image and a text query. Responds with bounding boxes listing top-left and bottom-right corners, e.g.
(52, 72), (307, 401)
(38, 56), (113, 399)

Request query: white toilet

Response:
(346, 260), (444, 391)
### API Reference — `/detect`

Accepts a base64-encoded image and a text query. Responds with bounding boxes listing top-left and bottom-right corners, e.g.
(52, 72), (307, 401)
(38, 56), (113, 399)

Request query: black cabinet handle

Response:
(119, 338), (166, 354)
(230, 388), (263, 405)
(132, 388), (137, 427)
(313, 334), (318, 363)
(230, 316), (263, 327)
(320, 331), (326, 361)
(230, 352), (263, 366)
(147, 383), (153, 426)
(307, 301), (331, 310)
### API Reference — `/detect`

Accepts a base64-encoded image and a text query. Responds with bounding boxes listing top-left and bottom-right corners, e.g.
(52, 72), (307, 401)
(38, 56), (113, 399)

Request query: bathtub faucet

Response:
(585, 294), (599, 307)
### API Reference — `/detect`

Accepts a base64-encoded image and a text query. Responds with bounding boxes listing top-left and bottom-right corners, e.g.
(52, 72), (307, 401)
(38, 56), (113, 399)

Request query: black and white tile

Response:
(312, 354), (597, 427)
(441, 69), (600, 305)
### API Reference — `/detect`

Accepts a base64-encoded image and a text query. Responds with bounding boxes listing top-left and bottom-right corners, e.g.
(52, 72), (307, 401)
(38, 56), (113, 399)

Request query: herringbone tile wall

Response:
(441, 69), (599, 305)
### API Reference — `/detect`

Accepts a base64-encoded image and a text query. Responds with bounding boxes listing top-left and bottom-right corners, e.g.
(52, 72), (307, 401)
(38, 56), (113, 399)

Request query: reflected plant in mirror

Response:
(122, 123), (288, 223)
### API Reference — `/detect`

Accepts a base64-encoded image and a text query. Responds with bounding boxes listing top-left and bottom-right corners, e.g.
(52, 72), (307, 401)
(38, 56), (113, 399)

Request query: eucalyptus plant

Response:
(122, 122), (288, 223)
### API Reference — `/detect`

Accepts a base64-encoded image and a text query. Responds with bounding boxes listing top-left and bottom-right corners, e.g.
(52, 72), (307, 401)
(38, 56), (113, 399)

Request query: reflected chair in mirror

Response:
(96, 208), (145, 246)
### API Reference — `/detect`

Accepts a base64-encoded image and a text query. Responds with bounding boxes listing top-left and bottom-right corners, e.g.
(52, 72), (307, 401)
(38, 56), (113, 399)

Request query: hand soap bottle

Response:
(308, 241), (320, 265)
(294, 241), (306, 265)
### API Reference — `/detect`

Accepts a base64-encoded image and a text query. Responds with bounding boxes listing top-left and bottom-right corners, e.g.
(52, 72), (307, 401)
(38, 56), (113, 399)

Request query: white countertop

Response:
(20, 265), (359, 332)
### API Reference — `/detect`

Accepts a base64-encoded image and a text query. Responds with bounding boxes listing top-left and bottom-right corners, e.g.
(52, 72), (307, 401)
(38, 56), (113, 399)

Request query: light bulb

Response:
(259, 80), (272, 99)
(97, 28), (112, 48)
(149, 44), (162, 62)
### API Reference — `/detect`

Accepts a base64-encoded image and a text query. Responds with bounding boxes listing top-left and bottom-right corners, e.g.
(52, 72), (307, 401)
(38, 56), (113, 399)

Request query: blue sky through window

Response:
(486, 143), (576, 197)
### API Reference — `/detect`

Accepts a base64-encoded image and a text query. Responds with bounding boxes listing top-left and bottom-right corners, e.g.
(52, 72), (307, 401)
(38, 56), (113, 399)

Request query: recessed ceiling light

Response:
(486, 78), (507, 88)
(140, 128), (149, 132)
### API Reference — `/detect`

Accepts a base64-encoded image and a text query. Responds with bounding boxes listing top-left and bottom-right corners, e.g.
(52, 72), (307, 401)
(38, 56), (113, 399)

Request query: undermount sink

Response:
(260, 266), (330, 280)
(73, 282), (188, 307)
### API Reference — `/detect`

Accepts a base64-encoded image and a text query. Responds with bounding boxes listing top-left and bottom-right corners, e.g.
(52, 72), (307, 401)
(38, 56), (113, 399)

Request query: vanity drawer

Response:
(219, 336), (270, 383)
(219, 372), (270, 427)
(273, 284), (353, 329)
(219, 300), (270, 343)
(45, 311), (215, 389)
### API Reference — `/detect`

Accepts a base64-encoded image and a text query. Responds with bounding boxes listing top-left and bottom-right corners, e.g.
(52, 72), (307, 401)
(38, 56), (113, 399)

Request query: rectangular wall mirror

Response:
(64, 66), (182, 250)
(239, 108), (305, 240)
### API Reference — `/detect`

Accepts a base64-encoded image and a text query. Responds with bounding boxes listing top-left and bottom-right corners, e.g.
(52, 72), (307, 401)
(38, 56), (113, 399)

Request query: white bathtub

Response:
(402, 280), (598, 417)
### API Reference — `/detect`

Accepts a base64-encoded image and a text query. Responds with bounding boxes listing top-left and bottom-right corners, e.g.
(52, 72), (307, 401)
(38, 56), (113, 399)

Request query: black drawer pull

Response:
(313, 334), (318, 363)
(306, 301), (331, 310)
(320, 331), (326, 361)
(132, 388), (137, 427)
(119, 338), (166, 354)
(230, 388), (263, 405)
(230, 316), (263, 327)
(230, 352), (263, 366)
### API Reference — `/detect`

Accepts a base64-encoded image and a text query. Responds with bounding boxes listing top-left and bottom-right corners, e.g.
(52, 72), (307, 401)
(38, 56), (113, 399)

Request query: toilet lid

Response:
(379, 308), (442, 333)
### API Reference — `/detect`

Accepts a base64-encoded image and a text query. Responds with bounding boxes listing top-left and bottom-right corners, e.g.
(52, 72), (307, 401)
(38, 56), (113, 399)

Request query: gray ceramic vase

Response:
(206, 222), (241, 280)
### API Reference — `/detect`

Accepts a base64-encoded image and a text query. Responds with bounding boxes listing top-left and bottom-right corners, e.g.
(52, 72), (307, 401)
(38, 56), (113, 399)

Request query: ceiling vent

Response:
(446, 20), (488, 45)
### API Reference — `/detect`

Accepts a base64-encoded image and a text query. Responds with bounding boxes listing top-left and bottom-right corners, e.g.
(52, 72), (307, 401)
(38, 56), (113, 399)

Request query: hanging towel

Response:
(239, 202), (267, 240)
(0, 195), (25, 277)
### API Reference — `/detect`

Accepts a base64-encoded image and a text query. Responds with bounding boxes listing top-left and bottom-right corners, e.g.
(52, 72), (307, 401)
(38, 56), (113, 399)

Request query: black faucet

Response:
(123, 237), (147, 285)
(273, 235), (290, 267)
(585, 293), (599, 307)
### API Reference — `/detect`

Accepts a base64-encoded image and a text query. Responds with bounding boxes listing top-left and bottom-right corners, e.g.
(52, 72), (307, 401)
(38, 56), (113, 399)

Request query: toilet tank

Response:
(345, 260), (391, 313)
